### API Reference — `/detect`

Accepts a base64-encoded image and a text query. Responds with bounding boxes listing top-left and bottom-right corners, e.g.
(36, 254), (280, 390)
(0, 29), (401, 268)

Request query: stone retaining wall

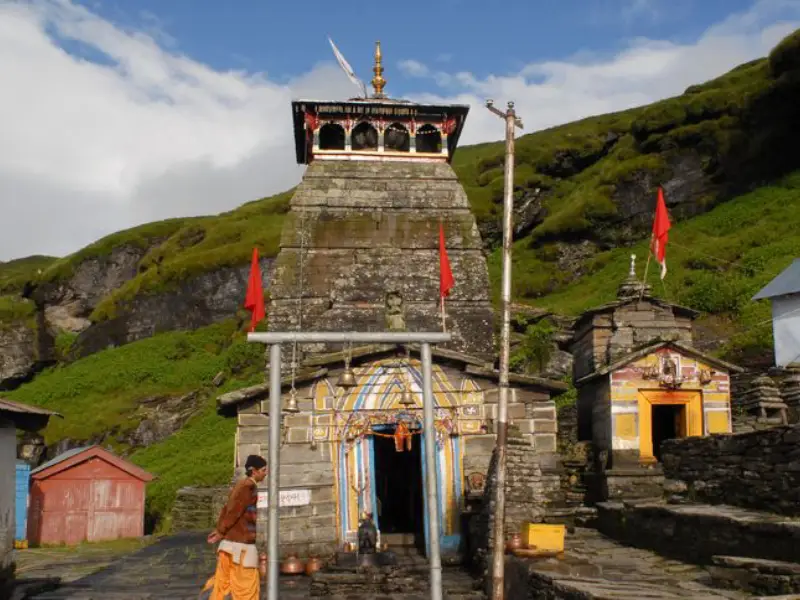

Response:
(171, 486), (230, 531)
(471, 436), (559, 575)
(660, 424), (800, 516)
(595, 501), (800, 565)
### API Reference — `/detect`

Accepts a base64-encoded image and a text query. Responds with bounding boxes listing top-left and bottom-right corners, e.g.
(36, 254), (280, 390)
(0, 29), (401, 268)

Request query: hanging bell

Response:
(399, 386), (415, 407)
(284, 390), (300, 414)
(337, 366), (357, 388)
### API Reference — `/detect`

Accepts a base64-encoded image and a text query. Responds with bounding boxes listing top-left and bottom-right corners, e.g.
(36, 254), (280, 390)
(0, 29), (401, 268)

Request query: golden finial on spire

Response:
(371, 41), (386, 98)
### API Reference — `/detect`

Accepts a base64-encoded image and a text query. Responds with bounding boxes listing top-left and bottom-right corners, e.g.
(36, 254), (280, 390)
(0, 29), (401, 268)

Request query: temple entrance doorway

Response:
(651, 404), (684, 461)
(638, 390), (702, 464)
(373, 425), (425, 550)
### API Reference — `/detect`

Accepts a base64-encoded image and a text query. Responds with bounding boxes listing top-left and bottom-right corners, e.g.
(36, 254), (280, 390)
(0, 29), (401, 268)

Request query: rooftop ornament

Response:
(371, 41), (387, 99)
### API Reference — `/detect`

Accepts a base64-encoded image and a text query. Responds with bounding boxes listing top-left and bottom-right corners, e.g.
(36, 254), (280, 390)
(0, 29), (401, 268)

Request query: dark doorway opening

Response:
(651, 404), (683, 461)
(373, 426), (425, 545)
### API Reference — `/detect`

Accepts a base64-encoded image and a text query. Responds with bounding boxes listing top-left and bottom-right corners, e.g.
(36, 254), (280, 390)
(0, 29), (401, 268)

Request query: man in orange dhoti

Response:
(201, 455), (267, 600)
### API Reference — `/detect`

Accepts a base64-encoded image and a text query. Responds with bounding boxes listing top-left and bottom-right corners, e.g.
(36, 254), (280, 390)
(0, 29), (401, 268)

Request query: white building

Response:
(753, 258), (800, 368)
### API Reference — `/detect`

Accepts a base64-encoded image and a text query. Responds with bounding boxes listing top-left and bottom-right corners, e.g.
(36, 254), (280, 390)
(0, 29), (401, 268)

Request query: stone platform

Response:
(710, 555), (800, 597)
(507, 528), (749, 599)
(595, 500), (800, 564)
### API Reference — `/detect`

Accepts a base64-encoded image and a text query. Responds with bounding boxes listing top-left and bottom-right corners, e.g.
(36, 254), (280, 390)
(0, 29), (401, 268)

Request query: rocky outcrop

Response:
(0, 322), (37, 390)
(44, 390), (205, 460)
(33, 245), (146, 334)
(72, 258), (271, 358)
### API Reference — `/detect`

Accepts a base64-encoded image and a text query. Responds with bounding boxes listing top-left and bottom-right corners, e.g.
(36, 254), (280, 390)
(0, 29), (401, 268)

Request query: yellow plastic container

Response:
(522, 523), (565, 553)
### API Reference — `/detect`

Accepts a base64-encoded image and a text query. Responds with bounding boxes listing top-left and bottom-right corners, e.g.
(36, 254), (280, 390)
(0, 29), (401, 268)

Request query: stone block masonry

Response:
(268, 160), (496, 360)
(471, 436), (560, 575)
(660, 424), (800, 516)
(171, 486), (230, 531)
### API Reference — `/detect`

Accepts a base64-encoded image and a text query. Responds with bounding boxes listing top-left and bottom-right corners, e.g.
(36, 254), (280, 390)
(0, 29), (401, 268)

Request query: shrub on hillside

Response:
(769, 28), (800, 77)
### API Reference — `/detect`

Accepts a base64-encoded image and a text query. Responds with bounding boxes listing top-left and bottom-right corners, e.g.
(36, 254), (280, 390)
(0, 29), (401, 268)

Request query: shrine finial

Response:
(371, 41), (386, 98)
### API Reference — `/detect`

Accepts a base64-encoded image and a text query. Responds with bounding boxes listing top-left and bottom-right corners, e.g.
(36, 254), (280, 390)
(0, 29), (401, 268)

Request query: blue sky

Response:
(1, 0), (798, 260)
(78, 0), (757, 93)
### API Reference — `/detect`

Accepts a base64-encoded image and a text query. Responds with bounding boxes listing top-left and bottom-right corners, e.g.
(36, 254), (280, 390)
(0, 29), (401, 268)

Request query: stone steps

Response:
(596, 501), (800, 565)
(709, 555), (800, 597)
(510, 528), (749, 599)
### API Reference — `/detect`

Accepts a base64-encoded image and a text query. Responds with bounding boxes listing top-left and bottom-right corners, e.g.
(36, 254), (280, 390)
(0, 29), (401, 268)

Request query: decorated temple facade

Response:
(218, 43), (567, 559)
(571, 257), (742, 499)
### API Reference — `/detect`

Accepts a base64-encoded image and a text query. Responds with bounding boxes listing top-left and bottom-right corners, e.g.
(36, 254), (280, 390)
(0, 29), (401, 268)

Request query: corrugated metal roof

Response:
(0, 398), (62, 418)
(31, 446), (93, 476)
(753, 258), (800, 300)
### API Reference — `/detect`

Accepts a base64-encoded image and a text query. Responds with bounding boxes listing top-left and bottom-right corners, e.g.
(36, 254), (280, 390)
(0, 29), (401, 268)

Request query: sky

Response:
(1, 0), (799, 261)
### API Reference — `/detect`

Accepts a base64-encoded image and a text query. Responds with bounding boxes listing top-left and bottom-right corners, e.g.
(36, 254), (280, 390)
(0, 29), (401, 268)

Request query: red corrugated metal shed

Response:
(27, 445), (155, 546)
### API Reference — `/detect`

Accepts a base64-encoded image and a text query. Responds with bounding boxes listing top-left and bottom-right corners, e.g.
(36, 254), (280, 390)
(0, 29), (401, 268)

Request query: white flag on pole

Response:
(328, 37), (367, 98)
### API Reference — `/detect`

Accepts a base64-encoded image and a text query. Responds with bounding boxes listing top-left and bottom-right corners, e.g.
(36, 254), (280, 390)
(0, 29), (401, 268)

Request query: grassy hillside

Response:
(6, 318), (265, 530)
(0, 255), (56, 327)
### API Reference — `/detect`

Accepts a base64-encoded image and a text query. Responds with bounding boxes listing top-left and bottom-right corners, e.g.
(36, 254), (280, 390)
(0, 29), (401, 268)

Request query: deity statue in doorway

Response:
(357, 512), (378, 554)
(385, 291), (406, 331)
(660, 355), (681, 388)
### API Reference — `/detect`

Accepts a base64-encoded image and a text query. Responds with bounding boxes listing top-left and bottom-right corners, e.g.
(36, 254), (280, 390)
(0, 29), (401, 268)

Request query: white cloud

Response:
(0, 0), (356, 260)
(0, 0), (798, 261)
(622, 0), (660, 22)
(402, 0), (800, 148)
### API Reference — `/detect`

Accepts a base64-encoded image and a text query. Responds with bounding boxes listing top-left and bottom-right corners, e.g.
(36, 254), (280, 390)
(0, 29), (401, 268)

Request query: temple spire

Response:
(371, 41), (386, 98)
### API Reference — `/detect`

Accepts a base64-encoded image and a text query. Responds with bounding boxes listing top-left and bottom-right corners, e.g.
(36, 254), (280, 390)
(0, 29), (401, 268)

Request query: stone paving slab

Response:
(521, 528), (751, 599)
(25, 533), (311, 599)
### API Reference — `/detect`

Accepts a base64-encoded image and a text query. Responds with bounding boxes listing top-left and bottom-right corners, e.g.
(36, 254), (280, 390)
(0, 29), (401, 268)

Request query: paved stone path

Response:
(523, 528), (752, 599)
(19, 533), (483, 599)
(23, 533), (311, 599)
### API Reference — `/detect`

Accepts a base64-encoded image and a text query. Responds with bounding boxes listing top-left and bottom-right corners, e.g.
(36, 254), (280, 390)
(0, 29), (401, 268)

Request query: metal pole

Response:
(248, 331), (451, 344)
(485, 99), (523, 600)
(421, 342), (443, 600)
(247, 331), (452, 600)
(267, 343), (282, 600)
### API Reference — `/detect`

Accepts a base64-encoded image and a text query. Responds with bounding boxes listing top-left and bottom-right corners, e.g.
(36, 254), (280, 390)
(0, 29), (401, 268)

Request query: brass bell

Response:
(399, 386), (415, 407)
(284, 391), (300, 414)
(337, 367), (357, 388)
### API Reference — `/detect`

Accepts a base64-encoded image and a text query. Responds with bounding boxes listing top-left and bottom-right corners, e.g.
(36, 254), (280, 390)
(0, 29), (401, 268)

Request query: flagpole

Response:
(640, 236), (653, 301)
(441, 296), (447, 332)
(485, 99), (523, 600)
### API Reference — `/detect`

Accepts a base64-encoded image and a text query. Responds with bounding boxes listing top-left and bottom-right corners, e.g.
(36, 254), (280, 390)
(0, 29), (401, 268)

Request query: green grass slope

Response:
(6, 318), (266, 530)
(527, 171), (800, 366)
(0, 255), (56, 327)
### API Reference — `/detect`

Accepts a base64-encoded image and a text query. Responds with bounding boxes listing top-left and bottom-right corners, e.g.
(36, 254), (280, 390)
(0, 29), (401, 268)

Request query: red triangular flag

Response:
(244, 248), (265, 332)
(439, 222), (454, 299)
(650, 187), (671, 280)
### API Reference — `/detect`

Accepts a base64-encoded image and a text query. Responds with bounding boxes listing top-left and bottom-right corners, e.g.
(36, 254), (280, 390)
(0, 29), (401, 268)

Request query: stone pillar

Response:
(780, 366), (800, 423)
(312, 128), (320, 154)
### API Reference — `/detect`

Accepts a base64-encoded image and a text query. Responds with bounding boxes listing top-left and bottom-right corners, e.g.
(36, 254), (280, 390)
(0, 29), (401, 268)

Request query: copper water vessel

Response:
(280, 553), (305, 575)
(505, 532), (523, 554)
(305, 555), (324, 576)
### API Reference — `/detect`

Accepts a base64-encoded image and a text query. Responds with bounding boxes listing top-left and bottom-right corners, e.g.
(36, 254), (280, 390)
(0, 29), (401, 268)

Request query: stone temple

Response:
(217, 42), (567, 561)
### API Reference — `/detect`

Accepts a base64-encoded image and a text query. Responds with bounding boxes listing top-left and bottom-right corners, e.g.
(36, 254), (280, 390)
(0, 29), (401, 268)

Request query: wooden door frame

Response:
(637, 389), (703, 464)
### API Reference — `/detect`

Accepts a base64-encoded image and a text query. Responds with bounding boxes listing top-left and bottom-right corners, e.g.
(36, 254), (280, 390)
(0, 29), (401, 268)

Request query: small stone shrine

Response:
(781, 365), (800, 422)
(217, 42), (567, 561)
(734, 374), (789, 430)
(570, 255), (742, 500)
